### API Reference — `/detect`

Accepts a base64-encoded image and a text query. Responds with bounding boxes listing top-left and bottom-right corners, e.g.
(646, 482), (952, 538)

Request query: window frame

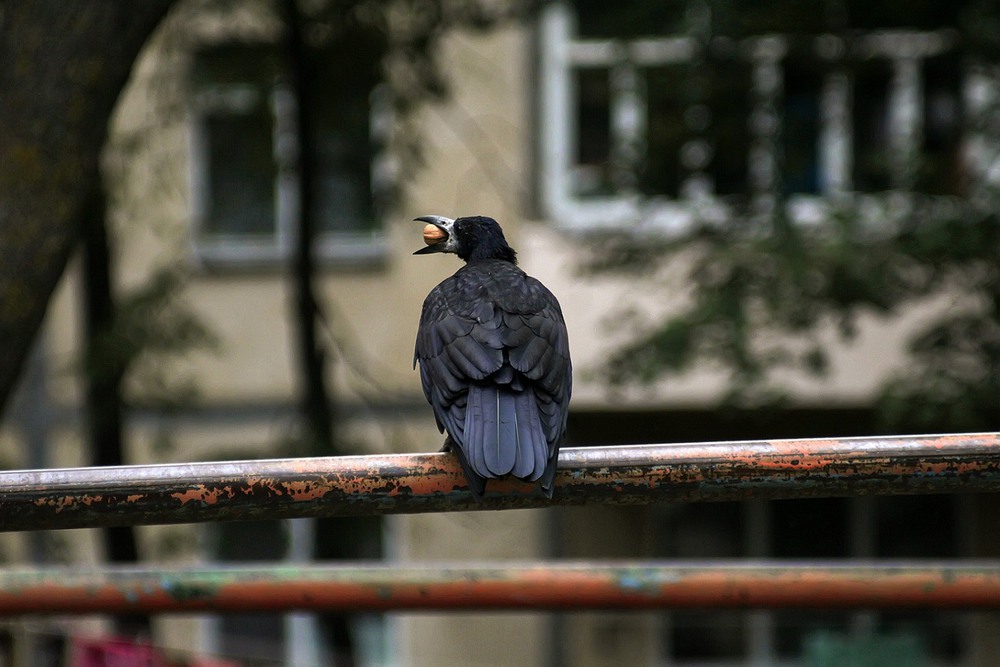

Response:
(189, 50), (392, 271)
(538, 1), (966, 234)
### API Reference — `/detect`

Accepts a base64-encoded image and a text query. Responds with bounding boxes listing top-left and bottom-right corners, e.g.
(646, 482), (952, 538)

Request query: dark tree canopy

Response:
(0, 1), (174, 414)
(0, 0), (533, 416)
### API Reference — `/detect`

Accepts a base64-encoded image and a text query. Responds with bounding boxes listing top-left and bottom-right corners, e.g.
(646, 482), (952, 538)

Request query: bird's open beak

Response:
(413, 215), (456, 255)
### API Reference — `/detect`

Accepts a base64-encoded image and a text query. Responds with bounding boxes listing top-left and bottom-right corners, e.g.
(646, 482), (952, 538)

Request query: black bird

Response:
(413, 215), (572, 497)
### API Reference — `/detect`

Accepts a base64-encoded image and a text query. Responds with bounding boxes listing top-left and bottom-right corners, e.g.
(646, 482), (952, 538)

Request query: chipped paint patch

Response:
(283, 479), (334, 501)
(170, 485), (234, 507)
(2, 433), (999, 531)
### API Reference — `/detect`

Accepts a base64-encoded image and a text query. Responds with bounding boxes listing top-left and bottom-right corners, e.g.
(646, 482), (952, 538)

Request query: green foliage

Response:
(880, 310), (1000, 430)
(82, 267), (217, 406)
(583, 1), (1000, 431)
(592, 195), (1000, 427)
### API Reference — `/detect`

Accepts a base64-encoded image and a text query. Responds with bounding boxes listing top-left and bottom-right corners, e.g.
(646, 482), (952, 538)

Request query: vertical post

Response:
(747, 37), (786, 214)
(890, 53), (921, 189)
(280, 0), (336, 456)
(821, 68), (851, 194)
(609, 56), (645, 194)
(11, 343), (52, 562)
(285, 518), (323, 667)
(849, 497), (878, 636)
(745, 499), (775, 666)
(278, 5), (355, 665)
(539, 1), (574, 221)
(80, 185), (150, 638)
(680, 1), (714, 199)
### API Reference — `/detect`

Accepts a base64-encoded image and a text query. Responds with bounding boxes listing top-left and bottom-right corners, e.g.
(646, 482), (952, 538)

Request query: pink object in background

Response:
(72, 636), (166, 667)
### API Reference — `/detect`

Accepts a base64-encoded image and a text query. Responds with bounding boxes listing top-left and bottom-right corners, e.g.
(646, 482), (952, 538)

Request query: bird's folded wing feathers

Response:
(415, 288), (504, 441)
(415, 269), (571, 480)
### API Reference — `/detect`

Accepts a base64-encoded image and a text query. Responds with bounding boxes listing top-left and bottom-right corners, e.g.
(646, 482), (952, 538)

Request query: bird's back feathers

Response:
(415, 259), (571, 496)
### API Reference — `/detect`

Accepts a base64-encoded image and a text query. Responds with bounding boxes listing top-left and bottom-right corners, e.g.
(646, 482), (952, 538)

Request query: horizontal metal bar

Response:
(1, 432), (997, 532)
(1, 561), (998, 614)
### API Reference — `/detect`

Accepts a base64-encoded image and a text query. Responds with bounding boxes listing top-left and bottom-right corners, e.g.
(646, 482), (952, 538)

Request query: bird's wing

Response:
(500, 276), (572, 446)
(414, 281), (505, 442)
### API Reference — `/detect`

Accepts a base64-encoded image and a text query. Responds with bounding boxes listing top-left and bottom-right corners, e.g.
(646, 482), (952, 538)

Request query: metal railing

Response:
(2, 432), (998, 614)
(1, 562), (998, 615)
(2, 432), (997, 532)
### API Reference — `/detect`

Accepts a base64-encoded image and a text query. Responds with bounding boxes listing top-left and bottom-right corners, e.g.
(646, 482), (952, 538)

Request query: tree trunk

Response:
(280, 0), (337, 456)
(280, 2), (354, 664)
(81, 186), (151, 637)
(0, 1), (173, 415)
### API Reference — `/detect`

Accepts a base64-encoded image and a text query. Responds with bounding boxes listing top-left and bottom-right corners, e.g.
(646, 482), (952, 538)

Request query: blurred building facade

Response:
(1, 0), (998, 665)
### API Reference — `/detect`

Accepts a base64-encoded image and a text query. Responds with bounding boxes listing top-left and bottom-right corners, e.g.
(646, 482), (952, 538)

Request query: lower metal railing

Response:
(2, 432), (998, 614)
(1, 562), (998, 614)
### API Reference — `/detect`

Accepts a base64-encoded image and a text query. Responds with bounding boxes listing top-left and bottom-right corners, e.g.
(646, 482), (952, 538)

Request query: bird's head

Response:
(412, 215), (517, 264)
(413, 215), (459, 255)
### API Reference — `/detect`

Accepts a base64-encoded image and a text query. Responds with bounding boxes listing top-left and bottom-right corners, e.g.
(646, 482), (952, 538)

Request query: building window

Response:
(190, 44), (390, 268)
(538, 1), (968, 232)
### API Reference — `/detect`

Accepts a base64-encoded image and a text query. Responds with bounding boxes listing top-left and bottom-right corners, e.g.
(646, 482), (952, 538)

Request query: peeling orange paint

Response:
(283, 480), (334, 501)
(31, 496), (82, 513)
(170, 486), (234, 507)
(3, 433), (999, 531)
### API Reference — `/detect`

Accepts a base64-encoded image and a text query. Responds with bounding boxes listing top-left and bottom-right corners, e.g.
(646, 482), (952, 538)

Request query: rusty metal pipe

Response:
(0, 561), (998, 614)
(1, 432), (998, 531)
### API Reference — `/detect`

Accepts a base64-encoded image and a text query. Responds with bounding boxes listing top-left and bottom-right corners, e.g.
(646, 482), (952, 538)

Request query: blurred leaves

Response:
(579, 1), (1000, 431)
(82, 267), (217, 407)
(593, 195), (1000, 429)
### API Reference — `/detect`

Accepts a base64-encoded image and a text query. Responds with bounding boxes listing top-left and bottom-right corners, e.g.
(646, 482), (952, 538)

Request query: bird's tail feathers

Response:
(465, 385), (548, 484)
(444, 435), (487, 498)
(537, 454), (558, 498)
